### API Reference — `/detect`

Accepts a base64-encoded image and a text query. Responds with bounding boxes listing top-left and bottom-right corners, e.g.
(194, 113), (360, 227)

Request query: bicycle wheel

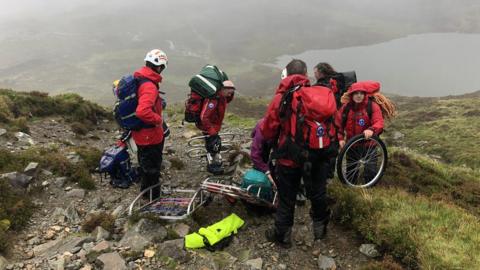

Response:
(336, 134), (387, 188)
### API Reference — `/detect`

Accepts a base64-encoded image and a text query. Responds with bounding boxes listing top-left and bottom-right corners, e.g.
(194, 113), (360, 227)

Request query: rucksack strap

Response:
(367, 97), (373, 120)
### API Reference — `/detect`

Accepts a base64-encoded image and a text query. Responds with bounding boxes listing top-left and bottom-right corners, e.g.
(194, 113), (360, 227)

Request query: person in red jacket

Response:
(262, 59), (335, 247)
(335, 81), (384, 184)
(195, 80), (235, 174)
(132, 49), (168, 199)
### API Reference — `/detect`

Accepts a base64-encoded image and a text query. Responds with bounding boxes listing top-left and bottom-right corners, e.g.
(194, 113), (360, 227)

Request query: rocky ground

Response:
(0, 117), (379, 270)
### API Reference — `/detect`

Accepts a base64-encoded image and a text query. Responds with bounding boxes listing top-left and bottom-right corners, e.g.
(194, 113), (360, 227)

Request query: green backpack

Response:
(188, 65), (228, 98)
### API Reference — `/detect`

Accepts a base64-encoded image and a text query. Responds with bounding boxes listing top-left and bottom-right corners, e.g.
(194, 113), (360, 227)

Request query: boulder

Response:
(119, 219), (167, 251)
(318, 255), (336, 270)
(245, 258), (263, 270)
(158, 239), (187, 262)
(0, 128), (6, 137)
(66, 189), (85, 199)
(92, 226), (110, 241)
(359, 244), (381, 258)
(96, 252), (126, 270)
(1, 172), (32, 189)
(24, 162), (40, 177)
(14, 132), (35, 146)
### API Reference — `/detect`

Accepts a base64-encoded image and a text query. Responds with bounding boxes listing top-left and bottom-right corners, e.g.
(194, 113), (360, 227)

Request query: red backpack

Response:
(279, 85), (337, 151)
(184, 92), (204, 123)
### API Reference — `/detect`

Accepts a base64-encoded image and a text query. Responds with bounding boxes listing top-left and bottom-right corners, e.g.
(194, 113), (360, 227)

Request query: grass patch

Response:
(388, 96), (480, 169)
(81, 212), (115, 233)
(0, 147), (97, 190)
(381, 148), (480, 216)
(329, 183), (480, 269)
(0, 179), (34, 253)
(224, 113), (257, 129)
(0, 89), (109, 132)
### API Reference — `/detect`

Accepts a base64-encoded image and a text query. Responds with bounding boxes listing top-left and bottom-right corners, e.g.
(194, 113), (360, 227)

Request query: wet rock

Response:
(172, 223), (190, 238)
(34, 236), (93, 258)
(65, 203), (81, 224)
(28, 236), (41, 246)
(24, 162), (40, 177)
(245, 258), (263, 270)
(392, 131), (405, 140)
(92, 226), (110, 241)
(158, 239), (187, 262)
(0, 128), (6, 137)
(41, 169), (53, 176)
(91, 240), (110, 253)
(1, 172), (33, 189)
(359, 244), (381, 258)
(55, 177), (68, 187)
(14, 132), (35, 146)
(119, 219), (167, 252)
(53, 207), (67, 223)
(49, 255), (65, 270)
(96, 252), (127, 270)
(317, 255), (336, 270)
(66, 189), (86, 199)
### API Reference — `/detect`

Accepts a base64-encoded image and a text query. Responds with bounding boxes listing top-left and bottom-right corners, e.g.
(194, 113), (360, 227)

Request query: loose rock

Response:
(317, 255), (336, 270)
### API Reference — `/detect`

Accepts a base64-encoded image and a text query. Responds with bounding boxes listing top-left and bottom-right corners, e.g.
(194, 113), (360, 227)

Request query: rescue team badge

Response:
(316, 126), (324, 137)
(358, 118), (365, 127)
(208, 102), (215, 109)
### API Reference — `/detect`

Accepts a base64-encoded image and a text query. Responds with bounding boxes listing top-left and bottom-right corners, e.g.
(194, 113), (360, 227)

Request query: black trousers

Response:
(204, 133), (221, 154)
(274, 158), (329, 234)
(137, 141), (164, 198)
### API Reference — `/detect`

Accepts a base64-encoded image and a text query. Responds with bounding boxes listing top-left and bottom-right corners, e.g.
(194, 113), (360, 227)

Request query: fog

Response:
(1, 0), (479, 103)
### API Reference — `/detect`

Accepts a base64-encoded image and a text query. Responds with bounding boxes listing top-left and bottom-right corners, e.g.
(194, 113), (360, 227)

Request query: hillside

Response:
(0, 89), (479, 269)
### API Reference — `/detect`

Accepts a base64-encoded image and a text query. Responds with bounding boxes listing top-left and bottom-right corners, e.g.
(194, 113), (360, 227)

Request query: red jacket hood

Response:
(134, 66), (163, 84)
(347, 80), (380, 95)
(275, 74), (310, 95)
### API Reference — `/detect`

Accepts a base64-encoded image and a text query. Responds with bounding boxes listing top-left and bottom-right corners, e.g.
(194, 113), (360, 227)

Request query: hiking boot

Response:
(296, 192), (307, 206)
(313, 216), (330, 240)
(265, 228), (292, 248)
(207, 153), (224, 175)
(207, 163), (224, 175)
(111, 178), (131, 189)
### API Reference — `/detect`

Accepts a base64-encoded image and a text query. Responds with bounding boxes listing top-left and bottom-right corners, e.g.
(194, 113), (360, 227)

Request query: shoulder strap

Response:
(342, 104), (351, 128)
(278, 85), (302, 121)
(367, 97), (373, 119)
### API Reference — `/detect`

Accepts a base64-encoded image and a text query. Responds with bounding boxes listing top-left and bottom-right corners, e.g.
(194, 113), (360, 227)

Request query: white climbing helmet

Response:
(144, 49), (168, 68)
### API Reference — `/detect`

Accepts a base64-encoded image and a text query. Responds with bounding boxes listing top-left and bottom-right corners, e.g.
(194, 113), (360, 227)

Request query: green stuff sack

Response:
(188, 65), (228, 98)
(241, 169), (272, 201)
(185, 213), (244, 250)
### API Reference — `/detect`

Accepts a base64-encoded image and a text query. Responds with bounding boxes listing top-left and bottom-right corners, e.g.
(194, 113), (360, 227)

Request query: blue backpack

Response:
(113, 75), (155, 130)
(99, 144), (137, 188)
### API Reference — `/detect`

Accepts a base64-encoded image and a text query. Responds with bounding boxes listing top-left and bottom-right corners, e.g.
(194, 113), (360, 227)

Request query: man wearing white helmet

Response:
(132, 49), (168, 199)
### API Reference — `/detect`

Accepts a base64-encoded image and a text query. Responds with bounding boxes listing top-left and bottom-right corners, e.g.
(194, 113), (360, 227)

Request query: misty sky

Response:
(1, 0), (480, 103)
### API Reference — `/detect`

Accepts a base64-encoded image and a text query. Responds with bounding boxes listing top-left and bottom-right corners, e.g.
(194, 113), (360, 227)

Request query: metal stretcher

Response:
(201, 177), (278, 209)
(128, 183), (211, 220)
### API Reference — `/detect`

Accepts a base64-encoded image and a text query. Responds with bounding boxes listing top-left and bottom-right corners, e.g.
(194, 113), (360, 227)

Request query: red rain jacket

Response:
(335, 82), (384, 141)
(195, 92), (234, 136)
(260, 75), (312, 167)
(131, 66), (164, 146)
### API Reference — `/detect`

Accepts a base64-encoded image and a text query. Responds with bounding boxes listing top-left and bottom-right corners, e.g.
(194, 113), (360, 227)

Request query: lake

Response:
(275, 33), (480, 97)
